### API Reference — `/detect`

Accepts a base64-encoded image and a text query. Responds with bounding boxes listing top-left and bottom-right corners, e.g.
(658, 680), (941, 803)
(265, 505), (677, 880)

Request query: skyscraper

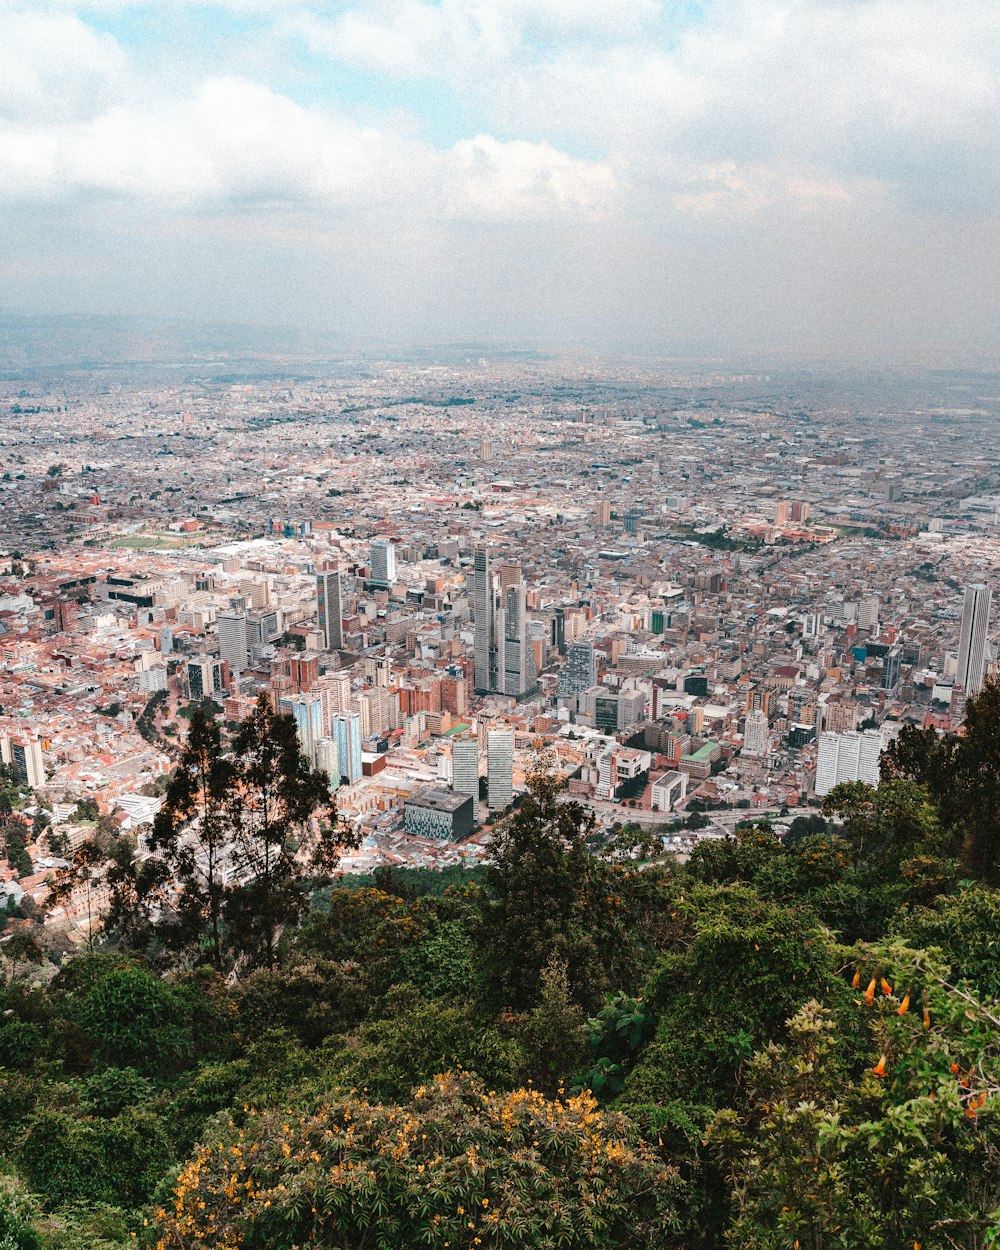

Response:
(317, 570), (343, 651)
(7, 736), (45, 789)
(331, 711), (363, 785)
(558, 641), (597, 697)
(815, 728), (883, 797)
(288, 692), (325, 767)
(473, 548), (536, 698)
(500, 582), (535, 697)
(316, 737), (340, 791)
(487, 728), (514, 810)
(451, 737), (479, 798)
(474, 547), (494, 694)
(369, 540), (396, 587)
(743, 708), (770, 757)
(217, 608), (249, 677)
(956, 582), (992, 697)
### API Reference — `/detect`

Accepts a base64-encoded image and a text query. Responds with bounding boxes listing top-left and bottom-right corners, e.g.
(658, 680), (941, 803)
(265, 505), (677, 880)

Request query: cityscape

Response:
(2, 347), (998, 932)
(3, 0), (1000, 1244)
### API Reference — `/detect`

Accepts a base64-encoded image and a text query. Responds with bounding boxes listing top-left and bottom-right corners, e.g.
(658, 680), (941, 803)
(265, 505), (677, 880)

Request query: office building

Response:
(451, 737), (479, 798)
(316, 737), (340, 791)
(956, 582), (992, 697)
(217, 608), (249, 676)
(815, 729), (883, 797)
(7, 736), (45, 790)
(369, 540), (396, 587)
(743, 708), (770, 757)
(331, 711), (363, 786)
(473, 548), (536, 698)
(404, 790), (475, 841)
(288, 692), (325, 767)
(188, 657), (227, 700)
(487, 728), (514, 810)
(316, 571), (344, 651)
(858, 595), (880, 631)
(474, 547), (494, 694)
(881, 647), (902, 693)
(558, 641), (597, 697)
(500, 582), (535, 696)
(651, 770), (687, 812)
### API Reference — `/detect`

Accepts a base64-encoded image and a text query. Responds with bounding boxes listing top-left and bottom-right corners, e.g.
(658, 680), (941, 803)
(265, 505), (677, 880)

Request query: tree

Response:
(476, 763), (605, 1013)
(149, 705), (234, 970)
(947, 678), (1000, 881)
(822, 779), (942, 875)
(225, 694), (348, 970)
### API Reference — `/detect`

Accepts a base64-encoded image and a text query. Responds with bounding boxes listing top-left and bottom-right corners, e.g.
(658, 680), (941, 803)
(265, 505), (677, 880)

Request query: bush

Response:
(156, 1071), (685, 1250)
(16, 1109), (173, 1210)
(0, 1174), (41, 1250)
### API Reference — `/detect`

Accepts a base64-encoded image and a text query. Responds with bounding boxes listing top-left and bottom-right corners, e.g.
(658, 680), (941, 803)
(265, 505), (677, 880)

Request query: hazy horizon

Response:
(2, 0), (999, 363)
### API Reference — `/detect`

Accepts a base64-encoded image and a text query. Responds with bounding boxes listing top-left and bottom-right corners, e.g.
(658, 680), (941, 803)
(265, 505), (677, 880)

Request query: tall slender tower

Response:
(957, 582), (992, 697)
(474, 547), (494, 694)
(316, 571), (343, 651)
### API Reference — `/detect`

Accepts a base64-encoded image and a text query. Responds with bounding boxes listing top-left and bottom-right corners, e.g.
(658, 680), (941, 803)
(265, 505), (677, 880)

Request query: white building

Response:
(370, 540), (397, 587)
(451, 737), (479, 798)
(742, 708), (771, 757)
(217, 608), (249, 676)
(815, 728), (883, 797)
(316, 737), (341, 792)
(651, 770), (688, 812)
(487, 728), (514, 810)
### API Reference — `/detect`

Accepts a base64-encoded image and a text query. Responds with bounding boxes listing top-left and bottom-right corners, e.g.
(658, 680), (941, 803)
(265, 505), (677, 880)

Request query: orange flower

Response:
(851, 969), (861, 989)
(897, 992), (910, 1015)
(923, 1007), (931, 1029)
(864, 977), (877, 1006)
(872, 1054), (888, 1077)
(880, 977), (893, 996)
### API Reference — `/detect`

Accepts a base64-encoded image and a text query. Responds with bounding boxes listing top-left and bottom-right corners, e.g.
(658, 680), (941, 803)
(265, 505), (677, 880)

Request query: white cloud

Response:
(446, 135), (615, 221)
(0, 9), (130, 123)
(0, 75), (613, 223)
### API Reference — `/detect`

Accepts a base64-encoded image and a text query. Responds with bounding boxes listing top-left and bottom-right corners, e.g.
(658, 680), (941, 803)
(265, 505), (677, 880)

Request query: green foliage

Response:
(477, 766), (605, 1013)
(334, 984), (521, 1099)
(623, 886), (842, 1110)
(0, 1174), (41, 1250)
(75, 963), (195, 1077)
(16, 1108), (172, 1210)
(155, 1071), (686, 1250)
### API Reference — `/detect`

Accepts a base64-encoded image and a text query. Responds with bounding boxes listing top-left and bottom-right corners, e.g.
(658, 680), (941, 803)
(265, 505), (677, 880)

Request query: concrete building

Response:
(487, 728), (514, 810)
(369, 540), (396, 587)
(404, 789), (474, 841)
(316, 737), (340, 791)
(558, 641), (597, 697)
(651, 770), (688, 812)
(956, 582), (992, 697)
(6, 736), (45, 789)
(331, 710), (363, 786)
(317, 570), (344, 651)
(451, 737), (479, 798)
(815, 728), (883, 797)
(742, 707), (771, 756)
(217, 608), (249, 676)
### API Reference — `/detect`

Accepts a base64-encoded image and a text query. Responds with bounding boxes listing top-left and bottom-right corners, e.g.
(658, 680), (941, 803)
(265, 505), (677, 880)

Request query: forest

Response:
(2, 685), (1000, 1249)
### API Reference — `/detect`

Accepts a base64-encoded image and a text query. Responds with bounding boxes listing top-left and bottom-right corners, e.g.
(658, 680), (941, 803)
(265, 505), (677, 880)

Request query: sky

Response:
(1, 0), (998, 358)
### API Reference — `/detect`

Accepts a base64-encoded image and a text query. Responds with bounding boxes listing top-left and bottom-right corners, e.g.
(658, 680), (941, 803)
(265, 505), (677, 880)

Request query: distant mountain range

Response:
(0, 312), (356, 373)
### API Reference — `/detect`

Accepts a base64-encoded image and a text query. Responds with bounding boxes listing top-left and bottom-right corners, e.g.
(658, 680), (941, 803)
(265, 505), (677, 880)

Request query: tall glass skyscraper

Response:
(331, 710), (363, 785)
